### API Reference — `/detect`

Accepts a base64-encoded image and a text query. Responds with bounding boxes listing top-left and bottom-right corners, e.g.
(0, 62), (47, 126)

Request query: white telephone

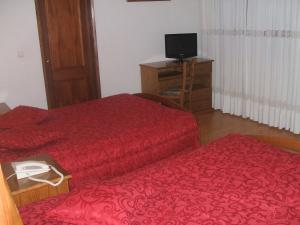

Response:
(12, 161), (50, 179)
(11, 161), (64, 187)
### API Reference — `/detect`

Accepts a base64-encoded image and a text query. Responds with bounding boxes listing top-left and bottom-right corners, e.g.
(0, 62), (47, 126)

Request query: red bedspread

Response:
(20, 135), (300, 225)
(0, 94), (199, 187)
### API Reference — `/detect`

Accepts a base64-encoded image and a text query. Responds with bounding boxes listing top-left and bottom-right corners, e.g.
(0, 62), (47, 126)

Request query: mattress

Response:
(0, 94), (199, 187)
(20, 134), (300, 225)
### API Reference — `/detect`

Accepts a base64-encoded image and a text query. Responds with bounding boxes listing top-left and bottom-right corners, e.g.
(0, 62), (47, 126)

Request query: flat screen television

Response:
(165, 33), (197, 62)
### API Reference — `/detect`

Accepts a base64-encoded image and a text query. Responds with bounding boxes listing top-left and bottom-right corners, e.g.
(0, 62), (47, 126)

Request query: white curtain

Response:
(199, 0), (300, 133)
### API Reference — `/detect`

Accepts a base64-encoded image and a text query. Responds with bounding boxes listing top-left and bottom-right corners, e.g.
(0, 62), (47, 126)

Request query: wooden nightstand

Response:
(1, 153), (71, 207)
(0, 103), (10, 115)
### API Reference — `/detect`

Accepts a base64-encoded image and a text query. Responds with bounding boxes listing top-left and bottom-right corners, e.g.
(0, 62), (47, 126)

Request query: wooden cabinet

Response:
(2, 153), (71, 208)
(140, 58), (213, 112)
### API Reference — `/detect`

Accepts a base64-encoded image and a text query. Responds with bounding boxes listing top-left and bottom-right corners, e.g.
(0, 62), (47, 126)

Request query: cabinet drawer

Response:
(190, 88), (212, 112)
(191, 88), (211, 100)
(191, 100), (212, 112)
(196, 63), (212, 74)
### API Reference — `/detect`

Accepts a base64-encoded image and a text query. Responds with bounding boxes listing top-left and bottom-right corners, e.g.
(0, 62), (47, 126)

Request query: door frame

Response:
(34, 0), (101, 109)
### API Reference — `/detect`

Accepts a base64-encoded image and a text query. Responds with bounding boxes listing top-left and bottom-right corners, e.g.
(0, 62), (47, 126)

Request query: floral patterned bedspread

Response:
(20, 134), (300, 225)
(0, 94), (199, 187)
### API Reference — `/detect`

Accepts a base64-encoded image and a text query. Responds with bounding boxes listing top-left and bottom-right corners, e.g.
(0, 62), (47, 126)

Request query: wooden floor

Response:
(196, 110), (300, 144)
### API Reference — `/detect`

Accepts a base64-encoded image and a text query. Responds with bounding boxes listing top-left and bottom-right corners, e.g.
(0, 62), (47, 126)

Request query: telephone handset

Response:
(13, 161), (50, 179)
(11, 161), (64, 187)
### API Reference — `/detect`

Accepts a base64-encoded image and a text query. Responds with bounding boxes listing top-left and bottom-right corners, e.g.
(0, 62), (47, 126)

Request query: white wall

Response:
(0, 0), (200, 108)
(0, 0), (47, 109)
(94, 0), (201, 97)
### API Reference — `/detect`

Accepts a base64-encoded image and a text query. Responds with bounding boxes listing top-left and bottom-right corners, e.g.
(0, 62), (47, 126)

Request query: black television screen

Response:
(165, 33), (197, 61)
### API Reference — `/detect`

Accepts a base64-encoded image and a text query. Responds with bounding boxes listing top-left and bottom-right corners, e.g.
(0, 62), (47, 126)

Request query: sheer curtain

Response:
(199, 0), (300, 133)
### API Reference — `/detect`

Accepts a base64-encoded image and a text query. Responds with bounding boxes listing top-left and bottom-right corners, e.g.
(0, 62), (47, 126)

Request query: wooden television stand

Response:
(140, 57), (213, 112)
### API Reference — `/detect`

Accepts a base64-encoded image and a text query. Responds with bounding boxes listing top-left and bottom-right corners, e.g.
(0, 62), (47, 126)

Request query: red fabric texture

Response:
(0, 94), (199, 187)
(0, 125), (64, 150)
(0, 106), (49, 129)
(20, 135), (300, 225)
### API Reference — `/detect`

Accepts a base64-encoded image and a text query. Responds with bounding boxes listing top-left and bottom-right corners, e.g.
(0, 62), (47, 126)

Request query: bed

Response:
(0, 94), (199, 187)
(2, 134), (297, 225)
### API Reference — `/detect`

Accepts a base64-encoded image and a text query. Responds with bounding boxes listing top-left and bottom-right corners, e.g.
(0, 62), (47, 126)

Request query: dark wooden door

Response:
(35, 0), (101, 108)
